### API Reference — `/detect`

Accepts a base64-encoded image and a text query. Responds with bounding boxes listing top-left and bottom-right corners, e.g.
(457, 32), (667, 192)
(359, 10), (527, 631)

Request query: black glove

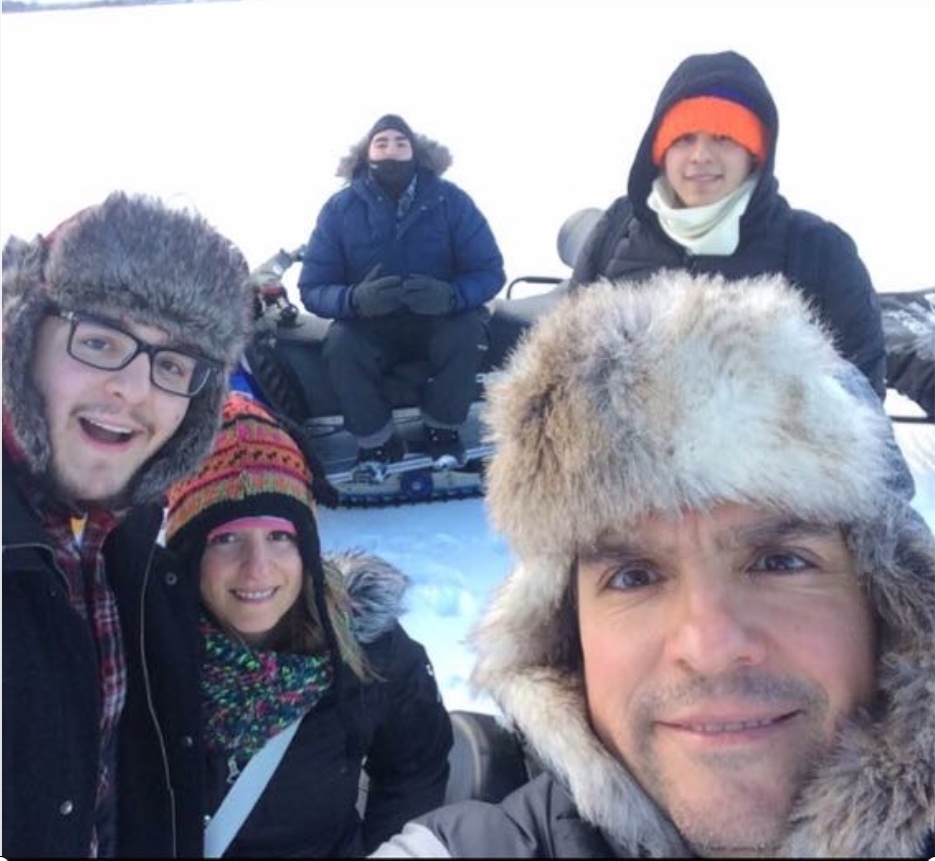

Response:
(352, 273), (405, 317)
(402, 275), (456, 315)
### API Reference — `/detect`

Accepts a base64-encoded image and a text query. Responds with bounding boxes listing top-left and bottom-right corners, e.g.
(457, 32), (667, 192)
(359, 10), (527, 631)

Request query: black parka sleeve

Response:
(798, 222), (887, 399)
(569, 196), (632, 289)
(360, 623), (453, 852)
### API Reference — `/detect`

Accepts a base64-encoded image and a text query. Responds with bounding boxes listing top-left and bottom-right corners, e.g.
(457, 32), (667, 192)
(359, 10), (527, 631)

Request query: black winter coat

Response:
(571, 50), (886, 397)
(204, 570), (453, 858)
(2, 455), (204, 858)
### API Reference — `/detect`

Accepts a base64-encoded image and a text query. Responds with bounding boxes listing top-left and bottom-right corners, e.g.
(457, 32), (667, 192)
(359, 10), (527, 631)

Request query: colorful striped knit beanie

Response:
(165, 393), (320, 571)
(652, 86), (768, 165)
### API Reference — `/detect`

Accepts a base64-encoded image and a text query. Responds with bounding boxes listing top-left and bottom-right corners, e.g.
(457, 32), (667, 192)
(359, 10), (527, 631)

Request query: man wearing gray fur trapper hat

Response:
(2, 191), (254, 857)
(372, 272), (935, 858)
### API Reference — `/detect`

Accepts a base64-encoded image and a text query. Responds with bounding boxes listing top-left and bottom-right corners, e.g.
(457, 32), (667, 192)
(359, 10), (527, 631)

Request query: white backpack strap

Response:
(203, 716), (303, 858)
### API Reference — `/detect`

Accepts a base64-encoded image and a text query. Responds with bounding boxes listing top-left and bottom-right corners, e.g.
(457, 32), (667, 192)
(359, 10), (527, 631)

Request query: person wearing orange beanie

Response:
(570, 50), (886, 399)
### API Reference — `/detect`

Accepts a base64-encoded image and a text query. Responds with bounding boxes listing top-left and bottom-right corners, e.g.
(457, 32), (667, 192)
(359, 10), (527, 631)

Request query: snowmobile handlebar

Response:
(505, 275), (563, 299)
(249, 245), (305, 327)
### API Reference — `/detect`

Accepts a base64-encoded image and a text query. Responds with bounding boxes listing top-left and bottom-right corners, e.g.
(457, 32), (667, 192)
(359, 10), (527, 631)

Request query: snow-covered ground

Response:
(320, 416), (935, 717)
(319, 497), (507, 714)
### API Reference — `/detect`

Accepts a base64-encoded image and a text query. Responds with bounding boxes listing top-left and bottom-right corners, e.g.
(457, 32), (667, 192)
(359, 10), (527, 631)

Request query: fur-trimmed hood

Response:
(2, 191), (254, 508)
(328, 550), (409, 645)
(475, 272), (935, 856)
(336, 132), (453, 182)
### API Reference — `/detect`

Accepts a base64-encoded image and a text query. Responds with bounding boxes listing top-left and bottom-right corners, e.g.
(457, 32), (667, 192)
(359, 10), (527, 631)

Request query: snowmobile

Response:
(236, 210), (934, 507)
(233, 211), (598, 507)
(235, 279), (559, 506)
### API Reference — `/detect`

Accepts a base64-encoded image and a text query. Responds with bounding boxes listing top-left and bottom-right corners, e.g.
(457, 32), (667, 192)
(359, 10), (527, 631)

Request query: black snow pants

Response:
(323, 308), (490, 437)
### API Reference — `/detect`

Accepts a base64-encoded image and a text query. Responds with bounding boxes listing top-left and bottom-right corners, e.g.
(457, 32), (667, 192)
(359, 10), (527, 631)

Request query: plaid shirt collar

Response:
(41, 506), (126, 856)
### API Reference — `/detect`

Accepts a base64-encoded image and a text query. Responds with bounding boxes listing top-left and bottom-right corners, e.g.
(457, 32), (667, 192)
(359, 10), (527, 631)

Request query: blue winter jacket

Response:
(297, 136), (505, 320)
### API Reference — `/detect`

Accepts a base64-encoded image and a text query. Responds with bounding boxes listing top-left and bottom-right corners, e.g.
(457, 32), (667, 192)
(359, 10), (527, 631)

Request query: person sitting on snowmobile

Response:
(296, 114), (505, 472)
(570, 50), (887, 399)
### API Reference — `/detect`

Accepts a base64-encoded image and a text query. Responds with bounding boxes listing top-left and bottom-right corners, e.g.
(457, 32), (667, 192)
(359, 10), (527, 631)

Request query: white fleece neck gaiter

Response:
(647, 174), (758, 255)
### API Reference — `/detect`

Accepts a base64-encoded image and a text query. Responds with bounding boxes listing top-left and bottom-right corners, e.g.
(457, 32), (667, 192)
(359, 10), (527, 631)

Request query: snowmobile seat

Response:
(486, 290), (564, 373)
(503, 206), (605, 301)
(556, 206), (604, 269)
(359, 711), (535, 820)
(443, 710), (539, 805)
(483, 207), (603, 371)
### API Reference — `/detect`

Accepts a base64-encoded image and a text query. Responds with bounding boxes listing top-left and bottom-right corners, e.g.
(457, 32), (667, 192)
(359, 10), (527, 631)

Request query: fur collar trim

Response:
(328, 550), (409, 644)
(336, 133), (453, 181)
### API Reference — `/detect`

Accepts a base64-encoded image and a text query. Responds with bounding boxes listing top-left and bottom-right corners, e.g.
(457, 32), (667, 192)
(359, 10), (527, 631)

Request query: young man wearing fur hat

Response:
(2, 191), (254, 857)
(372, 271), (935, 858)
(297, 113), (505, 471)
(570, 50), (886, 399)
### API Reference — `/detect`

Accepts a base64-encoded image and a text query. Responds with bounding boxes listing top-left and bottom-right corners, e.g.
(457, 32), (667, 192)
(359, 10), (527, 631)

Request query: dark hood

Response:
(628, 50), (780, 220)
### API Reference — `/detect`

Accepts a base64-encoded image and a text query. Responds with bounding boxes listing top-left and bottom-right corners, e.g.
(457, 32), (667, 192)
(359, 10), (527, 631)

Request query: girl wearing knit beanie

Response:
(165, 394), (452, 857)
(569, 50), (886, 400)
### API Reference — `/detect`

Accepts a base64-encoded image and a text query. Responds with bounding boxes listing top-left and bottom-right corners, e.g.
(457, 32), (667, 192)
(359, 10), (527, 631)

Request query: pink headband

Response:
(206, 516), (297, 542)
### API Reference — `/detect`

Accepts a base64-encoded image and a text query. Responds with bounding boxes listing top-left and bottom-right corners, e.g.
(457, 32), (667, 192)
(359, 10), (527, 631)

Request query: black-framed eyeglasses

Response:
(54, 310), (221, 398)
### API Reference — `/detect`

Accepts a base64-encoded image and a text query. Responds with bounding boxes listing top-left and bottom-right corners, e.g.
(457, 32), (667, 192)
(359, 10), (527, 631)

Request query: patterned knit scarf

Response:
(201, 614), (334, 778)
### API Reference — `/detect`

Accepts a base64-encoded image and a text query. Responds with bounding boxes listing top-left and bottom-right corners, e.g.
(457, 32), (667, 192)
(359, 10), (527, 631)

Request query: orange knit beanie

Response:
(652, 95), (767, 165)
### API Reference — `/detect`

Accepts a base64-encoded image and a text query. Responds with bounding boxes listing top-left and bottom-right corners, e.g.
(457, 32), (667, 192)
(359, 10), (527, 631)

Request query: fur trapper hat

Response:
(475, 271), (935, 855)
(2, 191), (254, 505)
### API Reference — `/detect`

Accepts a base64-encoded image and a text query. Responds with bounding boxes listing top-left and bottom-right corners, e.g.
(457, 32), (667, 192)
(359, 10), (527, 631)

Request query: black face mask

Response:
(368, 159), (416, 199)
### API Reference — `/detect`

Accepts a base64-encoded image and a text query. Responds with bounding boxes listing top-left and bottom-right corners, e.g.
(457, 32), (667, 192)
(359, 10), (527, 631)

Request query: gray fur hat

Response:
(2, 190), (254, 506)
(475, 271), (935, 855)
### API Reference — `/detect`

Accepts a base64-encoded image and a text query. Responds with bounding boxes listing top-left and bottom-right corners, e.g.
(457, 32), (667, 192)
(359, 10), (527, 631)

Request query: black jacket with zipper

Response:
(203, 553), (453, 858)
(2, 453), (204, 858)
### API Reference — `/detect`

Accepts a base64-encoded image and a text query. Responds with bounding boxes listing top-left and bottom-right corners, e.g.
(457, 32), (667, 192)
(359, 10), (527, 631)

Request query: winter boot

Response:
(356, 432), (406, 480)
(424, 426), (466, 470)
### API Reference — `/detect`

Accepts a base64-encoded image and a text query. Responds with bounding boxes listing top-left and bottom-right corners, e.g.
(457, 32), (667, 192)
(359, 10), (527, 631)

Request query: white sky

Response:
(1, 0), (933, 291)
